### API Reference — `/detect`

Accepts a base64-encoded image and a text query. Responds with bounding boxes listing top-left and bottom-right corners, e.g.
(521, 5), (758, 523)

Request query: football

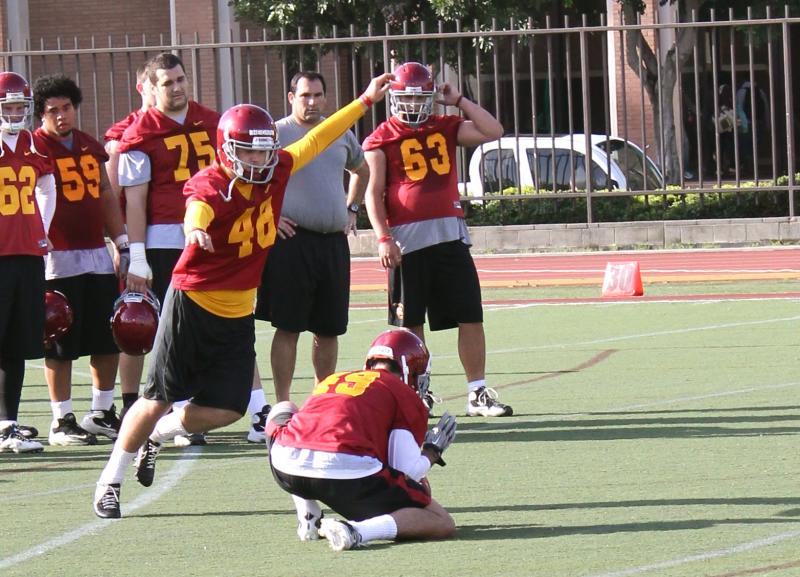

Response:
(420, 476), (431, 496)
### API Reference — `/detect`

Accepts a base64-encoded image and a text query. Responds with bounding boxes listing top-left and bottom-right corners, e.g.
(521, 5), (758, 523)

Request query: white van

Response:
(459, 135), (664, 197)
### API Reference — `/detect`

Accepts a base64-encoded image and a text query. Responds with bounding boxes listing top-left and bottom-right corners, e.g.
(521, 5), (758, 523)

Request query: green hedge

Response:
(463, 178), (800, 225)
(356, 176), (800, 228)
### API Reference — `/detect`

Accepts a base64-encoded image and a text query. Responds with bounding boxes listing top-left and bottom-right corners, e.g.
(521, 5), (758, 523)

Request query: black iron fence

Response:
(2, 8), (798, 223)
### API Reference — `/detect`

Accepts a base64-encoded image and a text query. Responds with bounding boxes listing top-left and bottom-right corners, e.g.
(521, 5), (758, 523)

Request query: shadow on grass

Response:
(455, 515), (800, 541)
(447, 496), (800, 514)
(454, 409), (800, 441)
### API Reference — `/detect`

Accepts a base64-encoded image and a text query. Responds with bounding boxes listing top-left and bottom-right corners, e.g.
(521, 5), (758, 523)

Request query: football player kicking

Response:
(93, 71), (394, 519)
(267, 329), (457, 551)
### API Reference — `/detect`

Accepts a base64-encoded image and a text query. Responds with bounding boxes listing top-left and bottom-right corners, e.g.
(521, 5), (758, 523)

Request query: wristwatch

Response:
(347, 202), (360, 214)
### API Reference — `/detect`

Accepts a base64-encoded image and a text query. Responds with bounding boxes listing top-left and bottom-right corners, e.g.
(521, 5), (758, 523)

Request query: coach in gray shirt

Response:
(254, 71), (369, 404)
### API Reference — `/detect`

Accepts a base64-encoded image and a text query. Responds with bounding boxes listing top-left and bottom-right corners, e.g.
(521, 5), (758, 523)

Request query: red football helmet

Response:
(217, 104), (280, 185)
(365, 328), (431, 398)
(389, 62), (435, 127)
(44, 290), (73, 346)
(0, 72), (32, 133)
(110, 290), (161, 355)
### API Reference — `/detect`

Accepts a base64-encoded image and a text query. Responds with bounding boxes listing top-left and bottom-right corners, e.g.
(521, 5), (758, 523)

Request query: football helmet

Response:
(0, 72), (32, 133)
(44, 290), (73, 346)
(389, 62), (435, 127)
(110, 290), (161, 355)
(217, 104), (280, 184)
(365, 328), (431, 398)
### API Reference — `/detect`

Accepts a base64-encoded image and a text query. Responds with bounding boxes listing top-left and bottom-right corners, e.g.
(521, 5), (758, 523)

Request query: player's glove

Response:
(423, 411), (457, 466)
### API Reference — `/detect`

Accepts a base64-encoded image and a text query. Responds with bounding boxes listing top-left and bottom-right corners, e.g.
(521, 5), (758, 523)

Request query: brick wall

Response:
(26, 0), (170, 139)
(610, 0), (657, 158)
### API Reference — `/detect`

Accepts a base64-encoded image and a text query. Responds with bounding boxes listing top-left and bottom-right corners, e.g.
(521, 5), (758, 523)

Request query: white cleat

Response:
(466, 386), (513, 417)
(320, 518), (362, 551)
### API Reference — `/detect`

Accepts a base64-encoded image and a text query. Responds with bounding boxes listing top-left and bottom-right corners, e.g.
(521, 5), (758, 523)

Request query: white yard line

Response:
(0, 450), (200, 571)
(584, 529), (800, 577)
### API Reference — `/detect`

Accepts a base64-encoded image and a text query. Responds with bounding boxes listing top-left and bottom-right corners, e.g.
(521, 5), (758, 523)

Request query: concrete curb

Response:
(348, 217), (800, 256)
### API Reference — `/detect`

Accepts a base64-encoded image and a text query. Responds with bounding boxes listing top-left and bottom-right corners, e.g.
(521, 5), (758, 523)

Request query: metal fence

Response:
(2, 8), (798, 223)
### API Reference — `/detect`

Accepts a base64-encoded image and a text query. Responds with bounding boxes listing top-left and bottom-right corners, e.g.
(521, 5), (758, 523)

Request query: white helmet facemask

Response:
(390, 88), (434, 127)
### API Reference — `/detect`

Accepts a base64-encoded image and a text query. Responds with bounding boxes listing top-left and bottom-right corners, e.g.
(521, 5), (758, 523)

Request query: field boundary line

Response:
(0, 450), (200, 571)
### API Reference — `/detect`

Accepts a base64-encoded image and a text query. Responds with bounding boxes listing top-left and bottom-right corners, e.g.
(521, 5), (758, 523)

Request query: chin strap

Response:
(220, 174), (238, 203)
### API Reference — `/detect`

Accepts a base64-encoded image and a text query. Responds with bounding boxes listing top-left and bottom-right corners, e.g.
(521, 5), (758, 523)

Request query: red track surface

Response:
(351, 246), (800, 291)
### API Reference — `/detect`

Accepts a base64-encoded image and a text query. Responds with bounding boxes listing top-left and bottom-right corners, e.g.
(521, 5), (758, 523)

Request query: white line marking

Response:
(584, 529), (800, 577)
(0, 450), (199, 571)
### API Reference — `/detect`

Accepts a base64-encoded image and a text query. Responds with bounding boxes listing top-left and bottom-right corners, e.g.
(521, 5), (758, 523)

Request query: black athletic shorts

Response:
(255, 227), (350, 336)
(143, 287), (255, 415)
(270, 463), (431, 521)
(0, 255), (45, 360)
(146, 248), (182, 305)
(389, 240), (483, 331)
(45, 273), (120, 360)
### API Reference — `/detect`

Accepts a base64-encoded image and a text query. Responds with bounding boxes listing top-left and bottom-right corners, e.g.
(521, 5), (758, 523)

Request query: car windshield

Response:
(526, 148), (609, 191)
(479, 148), (518, 192)
(599, 139), (663, 190)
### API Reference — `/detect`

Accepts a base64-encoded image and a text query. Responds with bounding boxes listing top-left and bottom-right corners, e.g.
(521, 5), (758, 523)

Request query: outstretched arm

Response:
(286, 72), (394, 174)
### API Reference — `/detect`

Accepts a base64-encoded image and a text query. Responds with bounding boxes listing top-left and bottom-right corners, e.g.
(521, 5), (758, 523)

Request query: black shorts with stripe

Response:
(45, 273), (120, 360)
(389, 240), (483, 331)
(143, 287), (255, 415)
(270, 464), (431, 521)
(0, 255), (45, 360)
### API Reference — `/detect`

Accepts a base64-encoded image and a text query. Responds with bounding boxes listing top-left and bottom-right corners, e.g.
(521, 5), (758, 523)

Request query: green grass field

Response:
(2, 280), (800, 577)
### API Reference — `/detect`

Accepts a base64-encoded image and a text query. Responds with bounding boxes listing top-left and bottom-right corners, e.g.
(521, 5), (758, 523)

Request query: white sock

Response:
(248, 388), (267, 418)
(291, 494), (322, 522)
(467, 379), (486, 393)
(98, 445), (137, 485)
(51, 399), (73, 419)
(350, 515), (397, 543)
(92, 388), (115, 411)
(0, 420), (15, 430)
(151, 411), (188, 444)
(172, 400), (189, 410)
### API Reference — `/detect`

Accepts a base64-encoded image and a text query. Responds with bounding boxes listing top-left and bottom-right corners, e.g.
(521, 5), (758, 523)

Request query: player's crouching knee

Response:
(431, 511), (457, 540)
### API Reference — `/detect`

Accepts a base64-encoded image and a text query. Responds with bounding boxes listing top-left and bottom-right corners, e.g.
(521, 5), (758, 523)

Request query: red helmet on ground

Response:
(217, 104), (280, 184)
(389, 62), (435, 127)
(44, 290), (73, 346)
(365, 328), (431, 398)
(110, 290), (161, 355)
(0, 72), (32, 133)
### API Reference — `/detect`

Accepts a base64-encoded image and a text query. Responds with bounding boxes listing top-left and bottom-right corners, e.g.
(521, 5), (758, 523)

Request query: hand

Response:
(345, 212), (358, 236)
(436, 82), (461, 107)
(186, 228), (215, 252)
(126, 271), (150, 293)
(277, 216), (297, 239)
(378, 238), (401, 269)
(423, 411), (457, 466)
(362, 72), (394, 104)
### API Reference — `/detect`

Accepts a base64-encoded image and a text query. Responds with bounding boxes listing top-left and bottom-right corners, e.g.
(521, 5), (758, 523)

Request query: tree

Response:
(231, 0), (793, 184)
(618, 0), (798, 183)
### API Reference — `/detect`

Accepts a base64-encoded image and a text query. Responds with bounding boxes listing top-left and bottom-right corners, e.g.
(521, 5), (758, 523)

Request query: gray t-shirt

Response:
(276, 115), (365, 233)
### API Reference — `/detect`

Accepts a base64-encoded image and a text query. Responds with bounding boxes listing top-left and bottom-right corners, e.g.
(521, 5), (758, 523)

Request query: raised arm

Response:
(436, 82), (503, 147)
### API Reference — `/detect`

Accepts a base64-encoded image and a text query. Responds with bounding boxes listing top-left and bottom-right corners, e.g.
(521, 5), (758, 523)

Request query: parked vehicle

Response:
(459, 135), (664, 197)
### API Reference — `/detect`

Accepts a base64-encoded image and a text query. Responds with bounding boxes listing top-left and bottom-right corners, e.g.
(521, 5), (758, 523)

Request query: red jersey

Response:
(104, 109), (142, 142)
(273, 368), (429, 464)
(363, 115), (464, 226)
(118, 101), (220, 225)
(0, 133), (54, 256)
(33, 128), (109, 251)
(171, 151), (294, 292)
